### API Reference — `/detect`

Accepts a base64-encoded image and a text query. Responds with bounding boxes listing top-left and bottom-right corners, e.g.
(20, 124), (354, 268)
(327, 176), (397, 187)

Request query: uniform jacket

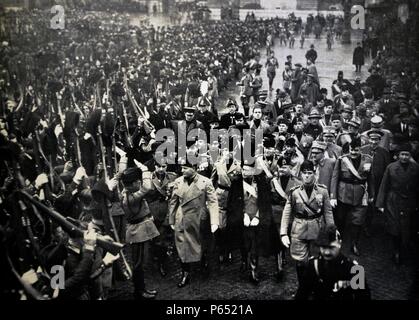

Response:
(146, 171), (178, 223)
(325, 143), (342, 160)
(361, 128), (393, 151)
(376, 160), (419, 212)
(271, 175), (302, 223)
(291, 69), (304, 101)
(280, 184), (334, 240)
(168, 173), (219, 263)
(211, 159), (242, 228)
(121, 171), (160, 244)
(315, 157), (336, 192)
(360, 144), (391, 198)
(330, 154), (374, 206)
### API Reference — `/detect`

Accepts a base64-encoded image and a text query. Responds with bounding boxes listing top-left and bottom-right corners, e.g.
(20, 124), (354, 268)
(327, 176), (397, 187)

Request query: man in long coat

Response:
(376, 143), (419, 264)
(291, 63), (304, 102)
(168, 162), (219, 287)
(353, 42), (364, 73)
(360, 130), (391, 235)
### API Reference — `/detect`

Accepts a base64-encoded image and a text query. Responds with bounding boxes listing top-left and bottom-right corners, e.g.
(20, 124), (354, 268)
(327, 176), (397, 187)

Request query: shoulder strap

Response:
(313, 259), (323, 282)
(272, 178), (287, 200)
(341, 156), (363, 180)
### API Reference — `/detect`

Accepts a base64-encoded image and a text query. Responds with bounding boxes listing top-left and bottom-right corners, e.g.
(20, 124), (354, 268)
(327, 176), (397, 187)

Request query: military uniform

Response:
(146, 170), (178, 275)
(271, 173), (302, 276)
(330, 153), (374, 254)
(121, 169), (160, 299)
(280, 184), (334, 262)
(297, 255), (371, 300)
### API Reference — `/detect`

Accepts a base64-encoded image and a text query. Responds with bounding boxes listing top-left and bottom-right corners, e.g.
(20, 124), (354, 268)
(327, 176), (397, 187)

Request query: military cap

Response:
(347, 117), (361, 128)
(396, 143), (412, 153)
(370, 115), (384, 127)
(278, 156), (292, 166)
(323, 126), (337, 137)
(277, 117), (290, 126)
(91, 177), (112, 201)
(256, 100), (268, 108)
(311, 141), (327, 152)
(281, 101), (294, 110)
(331, 114), (342, 121)
(121, 167), (142, 184)
(349, 137), (362, 148)
(285, 137), (297, 147)
(366, 129), (384, 139)
(184, 105), (196, 113)
(315, 224), (341, 246)
(308, 108), (322, 119)
(295, 63), (302, 67)
(300, 160), (315, 173)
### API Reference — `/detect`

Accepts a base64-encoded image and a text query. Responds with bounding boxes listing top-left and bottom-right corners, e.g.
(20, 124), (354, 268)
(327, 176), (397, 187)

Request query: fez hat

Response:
(350, 137), (362, 148)
(121, 167), (142, 185)
(315, 224), (341, 246)
(300, 160), (314, 172)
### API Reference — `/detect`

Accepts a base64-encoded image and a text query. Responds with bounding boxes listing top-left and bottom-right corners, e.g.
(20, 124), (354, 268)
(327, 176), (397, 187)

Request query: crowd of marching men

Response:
(0, 7), (419, 300)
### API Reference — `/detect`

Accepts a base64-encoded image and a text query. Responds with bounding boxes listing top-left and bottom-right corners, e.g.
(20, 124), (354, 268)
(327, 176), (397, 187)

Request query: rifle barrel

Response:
(18, 191), (124, 255)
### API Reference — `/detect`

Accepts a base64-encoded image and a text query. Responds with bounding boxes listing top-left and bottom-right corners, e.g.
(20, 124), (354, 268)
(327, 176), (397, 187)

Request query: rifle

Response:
(18, 190), (124, 256)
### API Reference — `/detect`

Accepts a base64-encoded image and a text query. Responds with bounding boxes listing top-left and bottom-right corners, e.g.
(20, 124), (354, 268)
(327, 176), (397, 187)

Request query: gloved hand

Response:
(211, 224), (219, 233)
(73, 167), (87, 185)
(243, 213), (251, 227)
(34, 173), (49, 189)
(281, 235), (290, 248)
(106, 177), (118, 191)
(103, 252), (120, 267)
(330, 199), (338, 208)
(83, 228), (97, 252)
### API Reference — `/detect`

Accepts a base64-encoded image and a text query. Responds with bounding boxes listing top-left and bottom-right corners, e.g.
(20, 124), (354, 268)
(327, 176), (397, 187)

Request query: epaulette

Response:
(362, 153), (373, 159)
(316, 183), (327, 189)
(166, 172), (179, 180)
(289, 185), (300, 192)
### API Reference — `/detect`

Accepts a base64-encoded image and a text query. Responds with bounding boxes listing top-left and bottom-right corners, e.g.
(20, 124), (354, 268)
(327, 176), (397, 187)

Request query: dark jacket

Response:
(353, 46), (364, 66)
(296, 255), (371, 300)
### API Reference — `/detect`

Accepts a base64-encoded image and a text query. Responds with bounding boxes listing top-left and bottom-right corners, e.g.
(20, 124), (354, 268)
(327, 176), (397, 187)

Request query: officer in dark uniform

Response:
(121, 167), (160, 300)
(296, 224), (371, 300)
(145, 157), (177, 277)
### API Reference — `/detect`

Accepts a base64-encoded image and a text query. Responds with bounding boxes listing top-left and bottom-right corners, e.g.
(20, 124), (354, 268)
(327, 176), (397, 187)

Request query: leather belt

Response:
(340, 178), (366, 185)
(294, 212), (323, 220)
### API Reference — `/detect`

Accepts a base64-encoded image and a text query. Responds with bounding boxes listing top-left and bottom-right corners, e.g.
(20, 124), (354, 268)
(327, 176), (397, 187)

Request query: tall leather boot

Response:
(351, 225), (361, 256)
(178, 263), (191, 288)
(249, 256), (259, 284)
(156, 245), (167, 277)
(240, 249), (248, 272)
(392, 236), (401, 265)
(201, 253), (210, 277)
(133, 267), (156, 300)
(275, 252), (284, 281)
(294, 262), (307, 300)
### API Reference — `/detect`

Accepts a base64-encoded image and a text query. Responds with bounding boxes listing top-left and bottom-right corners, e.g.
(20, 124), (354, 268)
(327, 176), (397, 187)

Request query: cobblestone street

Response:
(108, 29), (419, 300)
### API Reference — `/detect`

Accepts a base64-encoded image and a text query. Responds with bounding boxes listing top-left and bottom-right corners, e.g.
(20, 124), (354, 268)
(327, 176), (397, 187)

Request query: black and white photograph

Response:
(0, 0), (419, 306)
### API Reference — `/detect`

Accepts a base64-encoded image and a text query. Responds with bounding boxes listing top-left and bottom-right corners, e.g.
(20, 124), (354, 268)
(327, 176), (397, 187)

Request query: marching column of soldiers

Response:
(0, 7), (419, 301)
